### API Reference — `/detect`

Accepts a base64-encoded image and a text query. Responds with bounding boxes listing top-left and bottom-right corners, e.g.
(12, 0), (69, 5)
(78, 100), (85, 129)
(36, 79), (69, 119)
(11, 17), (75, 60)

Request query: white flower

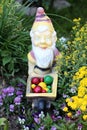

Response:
(18, 117), (25, 124)
(59, 37), (67, 43)
(23, 125), (29, 130)
(59, 37), (68, 49)
(70, 86), (77, 93)
(39, 111), (45, 119)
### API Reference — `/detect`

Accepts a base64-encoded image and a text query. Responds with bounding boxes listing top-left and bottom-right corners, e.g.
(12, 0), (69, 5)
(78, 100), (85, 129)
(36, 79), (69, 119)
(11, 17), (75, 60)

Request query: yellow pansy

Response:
(83, 115), (87, 120)
(80, 105), (86, 111)
(63, 107), (68, 112)
(67, 112), (72, 117)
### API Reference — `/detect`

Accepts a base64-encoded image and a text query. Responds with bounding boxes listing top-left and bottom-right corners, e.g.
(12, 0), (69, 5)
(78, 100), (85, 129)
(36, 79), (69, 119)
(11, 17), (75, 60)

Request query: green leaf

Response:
(0, 118), (6, 126)
(2, 57), (11, 66)
(16, 77), (27, 85)
(1, 51), (11, 57)
(8, 60), (14, 72)
(53, 124), (62, 130)
(69, 123), (75, 129)
(43, 113), (53, 128)
(4, 119), (9, 130)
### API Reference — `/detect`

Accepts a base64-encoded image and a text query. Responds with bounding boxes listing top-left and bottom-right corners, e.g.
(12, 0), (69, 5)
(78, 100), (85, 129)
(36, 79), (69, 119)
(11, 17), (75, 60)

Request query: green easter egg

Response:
(47, 89), (52, 93)
(47, 85), (52, 89)
(44, 75), (53, 85)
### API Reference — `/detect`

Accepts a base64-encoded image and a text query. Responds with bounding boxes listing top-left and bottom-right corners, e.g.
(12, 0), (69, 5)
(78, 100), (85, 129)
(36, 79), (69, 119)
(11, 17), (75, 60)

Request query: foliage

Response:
(0, 82), (27, 117)
(54, 18), (87, 130)
(63, 66), (87, 129)
(0, 0), (87, 129)
(56, 18), (87, 96)
(17, 18), (87, 130)
(0, 0), (31, 78)
(0, 117), (9, 130)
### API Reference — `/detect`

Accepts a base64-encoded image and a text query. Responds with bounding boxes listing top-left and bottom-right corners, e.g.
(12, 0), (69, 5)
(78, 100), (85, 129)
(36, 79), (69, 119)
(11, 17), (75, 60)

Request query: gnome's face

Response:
(30, 25), (57, 49)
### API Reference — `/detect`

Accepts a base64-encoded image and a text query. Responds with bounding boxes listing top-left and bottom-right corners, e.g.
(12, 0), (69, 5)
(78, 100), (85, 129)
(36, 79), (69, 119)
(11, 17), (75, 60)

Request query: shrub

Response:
(0, 0), (31, 78)
(56, 18), (87, 95)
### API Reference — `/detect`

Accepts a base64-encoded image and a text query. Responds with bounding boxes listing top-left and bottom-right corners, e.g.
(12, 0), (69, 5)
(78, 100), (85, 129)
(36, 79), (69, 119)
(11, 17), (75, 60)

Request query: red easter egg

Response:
(41, 89), (46, 93)
(33, 86), (42, 93)
(39, 77), (44, 82)
(31, 77), (40, 85)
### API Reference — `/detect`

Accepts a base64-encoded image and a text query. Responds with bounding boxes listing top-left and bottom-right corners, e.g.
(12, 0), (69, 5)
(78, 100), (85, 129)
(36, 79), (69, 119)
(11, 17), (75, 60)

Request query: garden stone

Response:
(16, 0), (71, 16)
(53, 0), (71, 10)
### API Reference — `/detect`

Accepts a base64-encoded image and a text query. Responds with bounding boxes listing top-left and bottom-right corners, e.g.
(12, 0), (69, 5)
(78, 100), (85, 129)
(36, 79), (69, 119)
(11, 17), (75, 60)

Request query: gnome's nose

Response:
(41, 37), (45, 44)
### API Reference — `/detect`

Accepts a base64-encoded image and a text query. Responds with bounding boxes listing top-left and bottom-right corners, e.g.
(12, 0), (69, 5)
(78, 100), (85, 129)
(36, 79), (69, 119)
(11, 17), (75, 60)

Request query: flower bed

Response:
(0, 0), (87, 129)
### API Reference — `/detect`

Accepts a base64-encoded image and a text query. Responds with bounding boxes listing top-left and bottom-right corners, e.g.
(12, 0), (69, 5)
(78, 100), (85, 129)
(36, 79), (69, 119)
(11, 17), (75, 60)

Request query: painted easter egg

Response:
(39, 77), (44, 82)
(44, 75), (53, 85)
(41, 89), (46, 93)
(33, 86), (42, 93)
(31, 77), (40, 85)
(31, 84), (36, 89)
(47, 85), (52, 89)
(38, 82), (47, 89)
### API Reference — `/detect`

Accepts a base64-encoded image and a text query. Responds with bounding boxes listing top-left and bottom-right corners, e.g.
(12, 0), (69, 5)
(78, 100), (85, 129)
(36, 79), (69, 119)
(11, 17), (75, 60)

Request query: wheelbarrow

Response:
(26, 61), (58, 111)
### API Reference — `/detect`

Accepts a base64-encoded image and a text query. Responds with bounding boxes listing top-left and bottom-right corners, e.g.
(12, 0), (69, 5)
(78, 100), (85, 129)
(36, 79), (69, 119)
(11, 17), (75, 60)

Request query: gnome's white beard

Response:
(32, 45), (55, 68)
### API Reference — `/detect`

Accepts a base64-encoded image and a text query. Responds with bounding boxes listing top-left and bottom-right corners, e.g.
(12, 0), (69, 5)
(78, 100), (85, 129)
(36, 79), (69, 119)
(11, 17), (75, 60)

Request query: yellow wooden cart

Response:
(26, 62), (58, 111)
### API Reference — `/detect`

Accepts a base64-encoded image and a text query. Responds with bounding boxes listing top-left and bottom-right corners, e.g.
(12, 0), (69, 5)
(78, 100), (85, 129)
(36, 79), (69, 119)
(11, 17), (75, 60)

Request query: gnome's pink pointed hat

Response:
(31, 7), (55, 32)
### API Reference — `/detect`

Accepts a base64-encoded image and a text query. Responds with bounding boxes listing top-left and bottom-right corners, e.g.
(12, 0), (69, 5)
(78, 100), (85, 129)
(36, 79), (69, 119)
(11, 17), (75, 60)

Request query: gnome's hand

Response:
(28, 51), (36, 64)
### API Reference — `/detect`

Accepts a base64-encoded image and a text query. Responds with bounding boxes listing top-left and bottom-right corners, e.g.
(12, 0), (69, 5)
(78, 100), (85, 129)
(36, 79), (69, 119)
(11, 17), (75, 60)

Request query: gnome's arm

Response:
(54, 47), (61, 59)
(52, 47), (61, 67)
(27, 51), (36, 64)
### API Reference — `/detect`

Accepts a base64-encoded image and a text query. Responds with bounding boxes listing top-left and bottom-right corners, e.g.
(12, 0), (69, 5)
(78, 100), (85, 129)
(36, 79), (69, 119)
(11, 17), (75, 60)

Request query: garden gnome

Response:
(28, 7), (60, 75)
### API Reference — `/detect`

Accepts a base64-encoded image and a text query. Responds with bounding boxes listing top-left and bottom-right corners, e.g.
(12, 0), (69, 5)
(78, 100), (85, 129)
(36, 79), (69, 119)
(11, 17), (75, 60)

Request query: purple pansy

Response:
(63, 93), (69, 98)
(10, 104), (14, 112)
(78, 123), (83, 130)
(51, 114), (62, 121)
(51, 126), (57, 130)
(34, 117), (40, 124)
(57, 116), (62, 120)
(53, 109), (59, 115)
(0, 95), (2, 100)
(14, 96), (21, 105)
(16, 90), (23, 97)
(76, 110), (81, 116)
(51, 115), (56, 120)
(2, 88), (8, 97)
(38, 125), (45, 130)
(17, 83), (24, 87)
(0, 95), (3, 106)
(7, 86), (15, 96)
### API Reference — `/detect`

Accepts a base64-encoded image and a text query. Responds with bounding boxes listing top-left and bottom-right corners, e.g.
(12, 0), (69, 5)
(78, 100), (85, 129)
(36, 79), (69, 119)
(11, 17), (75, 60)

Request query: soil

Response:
(9, 116), (20, 130)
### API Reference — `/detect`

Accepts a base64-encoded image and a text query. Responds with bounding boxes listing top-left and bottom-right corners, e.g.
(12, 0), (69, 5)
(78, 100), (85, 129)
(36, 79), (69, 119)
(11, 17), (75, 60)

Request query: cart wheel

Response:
(32, 99), (51, 111)
(32, 99), (38, 109)
(38, 99), (45, 111)
(32, 99), (45, 110)
(46, 101), (51, 109)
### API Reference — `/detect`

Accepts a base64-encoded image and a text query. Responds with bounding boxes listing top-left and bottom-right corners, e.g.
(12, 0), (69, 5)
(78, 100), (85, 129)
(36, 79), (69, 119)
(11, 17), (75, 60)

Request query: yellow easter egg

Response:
(43, 87), (49, 92)
(31, 84), (36, 89)
(38, 82), (47, 89)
